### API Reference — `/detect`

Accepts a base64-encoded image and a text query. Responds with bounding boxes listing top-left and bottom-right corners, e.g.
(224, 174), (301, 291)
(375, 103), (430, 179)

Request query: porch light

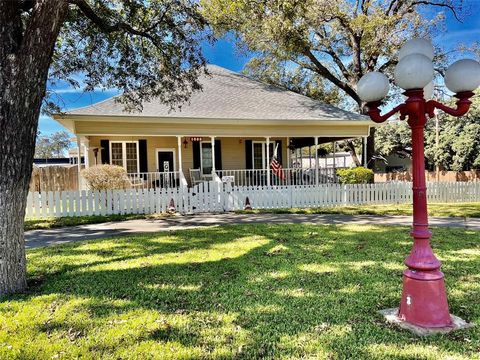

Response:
(356, 71), (390, 102)
(183, 138), (188, 148)
(357, 37), (480, 333)
(444, 59), (480, 93)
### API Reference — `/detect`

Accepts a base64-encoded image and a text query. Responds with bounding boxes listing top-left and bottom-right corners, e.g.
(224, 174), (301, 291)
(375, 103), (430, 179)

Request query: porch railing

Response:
(127, 171), (180, 189)
(126, 168), (345, 189)
(216, 167), (343, 187)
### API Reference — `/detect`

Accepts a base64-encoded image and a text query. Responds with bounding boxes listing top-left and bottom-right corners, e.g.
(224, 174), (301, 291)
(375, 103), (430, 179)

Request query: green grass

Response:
(24, 213), (172, 231)
(237, 202), (480, 218)
(2, 224), (480, 359)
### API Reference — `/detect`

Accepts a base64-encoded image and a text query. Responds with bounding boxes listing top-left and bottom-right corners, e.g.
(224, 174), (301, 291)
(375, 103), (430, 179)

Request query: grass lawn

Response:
(24, 202), (480, 232)
(24, 213), (171, 231)
(2, 224), (480, 359)
(237, 202), (480, 218)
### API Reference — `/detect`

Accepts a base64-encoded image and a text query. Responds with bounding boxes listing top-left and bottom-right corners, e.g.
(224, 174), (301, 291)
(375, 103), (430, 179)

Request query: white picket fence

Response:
(25, 181), (480, 219)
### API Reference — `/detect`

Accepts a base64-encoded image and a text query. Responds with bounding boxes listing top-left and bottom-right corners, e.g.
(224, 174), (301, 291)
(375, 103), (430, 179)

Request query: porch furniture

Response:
(128, 177), (145, 189)
(189, 168), (204, 185)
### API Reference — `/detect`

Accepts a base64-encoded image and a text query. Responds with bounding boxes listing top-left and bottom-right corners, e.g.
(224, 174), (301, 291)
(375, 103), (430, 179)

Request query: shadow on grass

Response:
(4, 224), (480, 359)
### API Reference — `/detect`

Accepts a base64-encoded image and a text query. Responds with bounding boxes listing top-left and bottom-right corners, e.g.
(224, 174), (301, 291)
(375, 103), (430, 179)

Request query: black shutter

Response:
(139, 139), (148, 172)
(193, 141), (201, 169)
(275, 140), (282, 165)
(214, 139), (222, 170)
(245, 140), (252, 169)
(100, 139), (110, 164)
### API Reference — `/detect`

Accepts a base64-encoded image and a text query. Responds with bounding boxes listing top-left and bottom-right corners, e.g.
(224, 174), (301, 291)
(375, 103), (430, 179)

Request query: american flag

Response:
(270, 143), (285, 180)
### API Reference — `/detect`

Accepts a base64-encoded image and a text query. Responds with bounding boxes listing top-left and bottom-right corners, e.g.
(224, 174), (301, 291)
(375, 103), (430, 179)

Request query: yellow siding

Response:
(86, 136), (289, 176)
(75, 120), (369, 137)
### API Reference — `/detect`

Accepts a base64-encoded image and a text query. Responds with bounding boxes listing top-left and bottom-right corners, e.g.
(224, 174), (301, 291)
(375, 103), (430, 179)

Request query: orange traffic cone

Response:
(244, 196), (252, 211)
(168, 198), (176, 213)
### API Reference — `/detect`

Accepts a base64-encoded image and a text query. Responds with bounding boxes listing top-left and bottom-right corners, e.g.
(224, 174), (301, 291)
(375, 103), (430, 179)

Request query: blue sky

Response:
(40, 3), (480, 135)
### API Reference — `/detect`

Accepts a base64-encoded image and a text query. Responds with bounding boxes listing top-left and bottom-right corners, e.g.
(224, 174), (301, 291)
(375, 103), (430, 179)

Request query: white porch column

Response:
(286, 136), (290, 168)
(309, 146), (312, 168)
(363, 136), (368, 167)
(76, 137), (83, 189)
(83, 141), (90, 169)
(315, 136), (319, 186)
(210, 136), (216, 176)
(299, 146), (303, 168)
(265, 136), (270, 186)
(177, 136), (183, 172)
(332, 141), (336, 180)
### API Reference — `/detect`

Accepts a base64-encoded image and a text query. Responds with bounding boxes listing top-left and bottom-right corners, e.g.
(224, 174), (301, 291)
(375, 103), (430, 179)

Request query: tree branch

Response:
(67, 0), (159, 44)
(304, 49), (361, 105)
(408, 1), (461, 22)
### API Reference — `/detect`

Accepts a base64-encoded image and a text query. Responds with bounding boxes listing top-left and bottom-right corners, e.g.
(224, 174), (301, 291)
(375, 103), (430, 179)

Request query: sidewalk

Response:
(25, 213), (480, 249)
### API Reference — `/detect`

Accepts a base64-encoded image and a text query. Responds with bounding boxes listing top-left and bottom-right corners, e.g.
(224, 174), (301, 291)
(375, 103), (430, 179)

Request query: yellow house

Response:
(53, 65), (371, 188)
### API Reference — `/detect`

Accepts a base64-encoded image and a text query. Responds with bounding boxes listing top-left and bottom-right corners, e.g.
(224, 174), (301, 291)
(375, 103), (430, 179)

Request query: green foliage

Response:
(375, 120), (412, 158)
(2, 224), (480, 358)
(202, 0), (458, 109)
(336, 166), (373, 184)
(34, 131), (71, 158)
(46, 0), (211, 113)
(377, 95), (480, 171)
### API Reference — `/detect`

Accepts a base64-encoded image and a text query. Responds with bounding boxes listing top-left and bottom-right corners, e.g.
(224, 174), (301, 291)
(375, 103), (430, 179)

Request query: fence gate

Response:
(190, 181), (229, 214)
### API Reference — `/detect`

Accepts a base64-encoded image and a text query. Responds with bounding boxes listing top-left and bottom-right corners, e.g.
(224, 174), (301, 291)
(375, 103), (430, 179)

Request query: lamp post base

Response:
(399, 269), (452, 328)
(379, 308), (472, 336)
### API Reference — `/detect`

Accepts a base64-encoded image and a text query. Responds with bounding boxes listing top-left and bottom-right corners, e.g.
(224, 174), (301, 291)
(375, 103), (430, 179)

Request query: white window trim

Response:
(110, 141), (140, 174)
(200, 140), (212, 175)
(155, 148), (176, 173)
(252, 141), (275, 169)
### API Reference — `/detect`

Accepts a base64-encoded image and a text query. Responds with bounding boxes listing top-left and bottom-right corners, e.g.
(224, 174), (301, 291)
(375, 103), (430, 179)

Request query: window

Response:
(110, 141), (139, 173)
(252, 142), (274, 169)
(200, 142), (212, 175)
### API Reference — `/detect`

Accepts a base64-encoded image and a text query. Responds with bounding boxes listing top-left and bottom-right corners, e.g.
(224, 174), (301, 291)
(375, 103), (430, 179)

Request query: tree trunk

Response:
(0, 0), (68, 296)
(344, 140), (361, 167)
(366, 127), (376, 169)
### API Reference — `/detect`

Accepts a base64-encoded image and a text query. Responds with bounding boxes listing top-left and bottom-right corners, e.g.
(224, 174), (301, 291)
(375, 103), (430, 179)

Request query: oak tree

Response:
(0, 0), (209, 296)
(202, 0), (463, 166)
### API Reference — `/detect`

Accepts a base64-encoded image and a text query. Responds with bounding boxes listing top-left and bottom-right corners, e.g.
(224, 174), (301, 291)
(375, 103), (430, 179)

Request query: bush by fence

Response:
(336, 167), (374, 184)
(82, 165), (130, 190)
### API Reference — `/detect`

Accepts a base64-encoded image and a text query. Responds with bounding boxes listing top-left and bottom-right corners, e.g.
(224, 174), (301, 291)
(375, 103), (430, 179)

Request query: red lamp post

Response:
(358, 39), (480, 330)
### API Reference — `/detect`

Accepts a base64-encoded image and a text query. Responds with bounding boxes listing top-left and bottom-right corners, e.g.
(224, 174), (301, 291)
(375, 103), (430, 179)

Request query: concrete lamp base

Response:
(379, 308), (473, 336)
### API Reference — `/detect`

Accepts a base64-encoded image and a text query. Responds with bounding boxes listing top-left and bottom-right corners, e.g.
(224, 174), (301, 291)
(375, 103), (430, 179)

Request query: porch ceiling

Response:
(289, 137), (354, 149)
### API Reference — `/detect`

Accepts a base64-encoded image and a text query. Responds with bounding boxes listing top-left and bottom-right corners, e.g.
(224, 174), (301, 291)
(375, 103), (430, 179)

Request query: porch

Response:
(125, 166), (341, 189)
(75, 135), (361, 190)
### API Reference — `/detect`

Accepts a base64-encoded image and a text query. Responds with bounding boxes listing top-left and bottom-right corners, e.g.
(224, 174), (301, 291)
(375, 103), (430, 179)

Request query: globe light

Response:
(394, 54), (434, 90)
(398, 38), (435, 61)
(423, 81), (434, 100)
(444, 59), (480, 93)
(357, 71), (390, 102)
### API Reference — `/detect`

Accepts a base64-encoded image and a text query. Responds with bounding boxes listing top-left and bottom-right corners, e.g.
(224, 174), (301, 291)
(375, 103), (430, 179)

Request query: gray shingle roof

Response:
(67, 65), (367, 122)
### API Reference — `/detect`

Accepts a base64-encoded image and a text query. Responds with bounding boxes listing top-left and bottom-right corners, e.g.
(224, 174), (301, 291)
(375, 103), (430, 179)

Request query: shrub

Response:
(336, 167), (374, 184)
(82, 165), (130, 190)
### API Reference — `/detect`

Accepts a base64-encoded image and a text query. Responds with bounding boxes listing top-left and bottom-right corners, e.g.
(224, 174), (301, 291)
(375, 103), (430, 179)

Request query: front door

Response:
(157, 151), (174, 173)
